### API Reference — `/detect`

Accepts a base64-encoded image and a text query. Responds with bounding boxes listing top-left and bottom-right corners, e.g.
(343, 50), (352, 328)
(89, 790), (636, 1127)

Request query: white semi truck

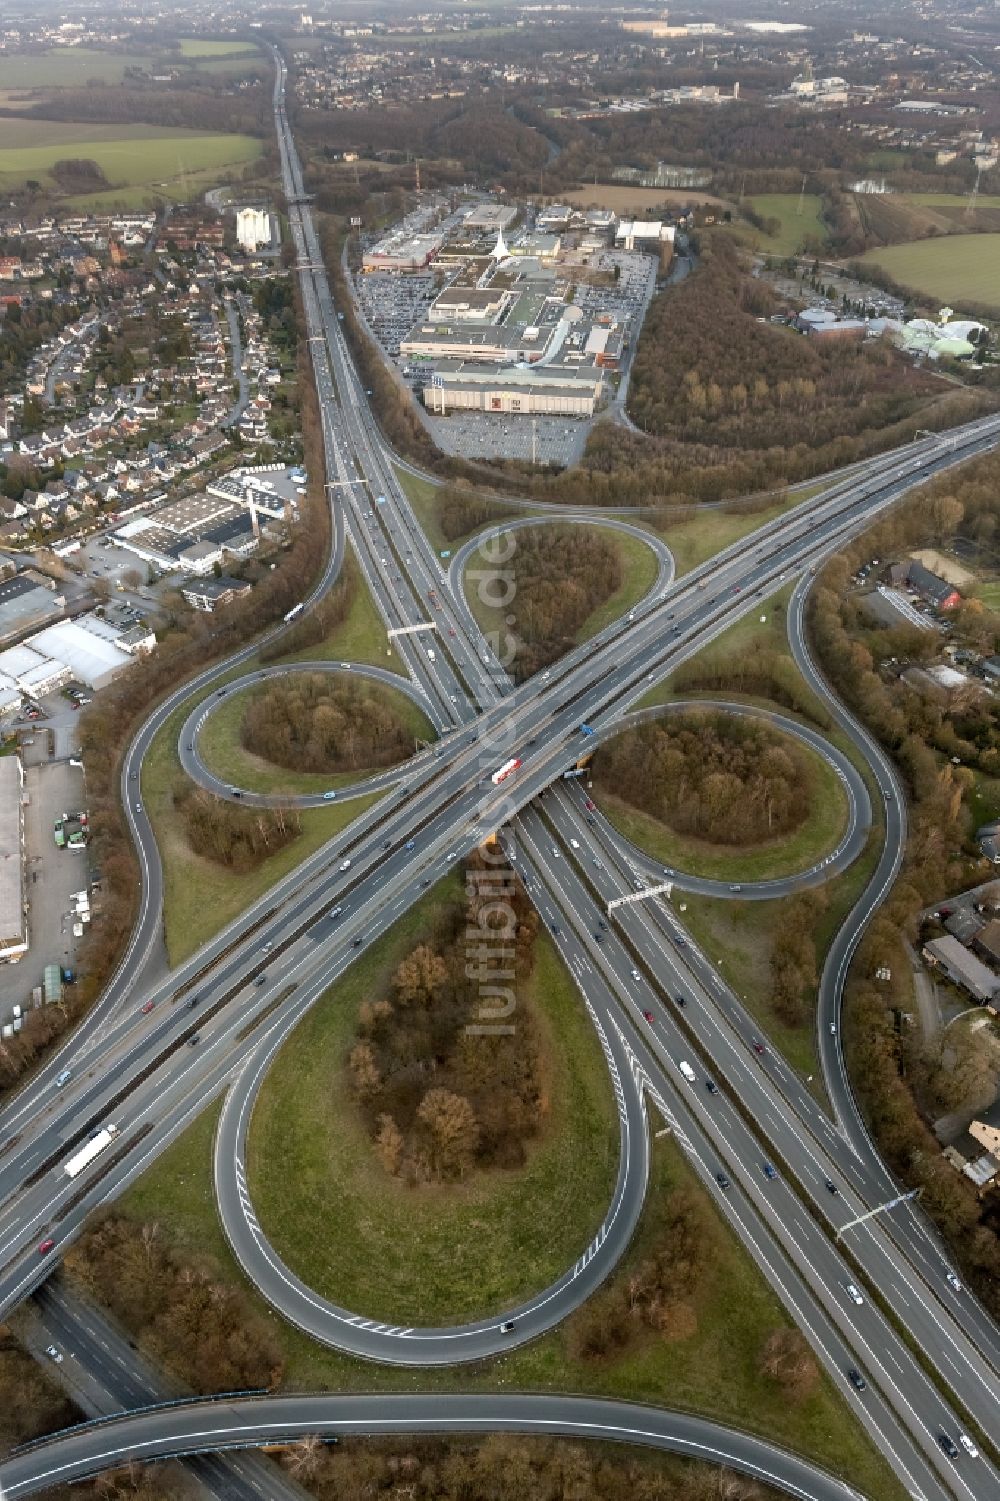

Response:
(64, 1124), (118, 1179)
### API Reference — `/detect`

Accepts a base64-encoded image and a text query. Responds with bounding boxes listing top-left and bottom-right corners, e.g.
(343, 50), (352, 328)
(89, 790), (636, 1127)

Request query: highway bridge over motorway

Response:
(1, 44), (1000, 1501)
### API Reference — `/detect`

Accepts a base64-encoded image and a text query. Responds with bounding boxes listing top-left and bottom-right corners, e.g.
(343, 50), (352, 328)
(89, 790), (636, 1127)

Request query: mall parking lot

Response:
(426, 411), (588, 467)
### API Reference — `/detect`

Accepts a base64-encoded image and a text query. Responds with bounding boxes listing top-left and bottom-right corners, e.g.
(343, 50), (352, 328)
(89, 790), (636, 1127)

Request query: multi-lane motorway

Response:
(1, 44), (1000, 1501)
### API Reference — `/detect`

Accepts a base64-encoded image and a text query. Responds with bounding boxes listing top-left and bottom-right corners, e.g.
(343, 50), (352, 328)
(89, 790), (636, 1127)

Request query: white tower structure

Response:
(491, 227), (510, 261)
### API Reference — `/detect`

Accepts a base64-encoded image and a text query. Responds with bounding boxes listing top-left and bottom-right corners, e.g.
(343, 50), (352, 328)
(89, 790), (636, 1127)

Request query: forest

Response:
(349, 854), (544, 1183)
(274, 1433), (780, 1501)
(173, 786), (302, 870)
(591, 713), (812, 847)
(499, 526), (622, 680)
(627, 236), (944, 467)
(241, 675), (415, 774)
(66, 1213), (283, 1394)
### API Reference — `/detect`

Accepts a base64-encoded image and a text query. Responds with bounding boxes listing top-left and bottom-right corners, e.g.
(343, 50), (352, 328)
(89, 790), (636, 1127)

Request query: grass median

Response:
(247, 870), (619, 1326)
(196, 676), (434, 798)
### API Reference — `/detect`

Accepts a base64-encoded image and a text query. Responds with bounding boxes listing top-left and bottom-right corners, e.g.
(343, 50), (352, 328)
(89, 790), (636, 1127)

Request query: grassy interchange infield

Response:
(462, 521), (660, 663)
(141, 680), (383, 968)
(634, 581), (885, 1087)
(595, 718), (850, 885)
(247, 870), (619, 1325)
(115, 1100), (901, 1501)
(196, 674), (435, 798)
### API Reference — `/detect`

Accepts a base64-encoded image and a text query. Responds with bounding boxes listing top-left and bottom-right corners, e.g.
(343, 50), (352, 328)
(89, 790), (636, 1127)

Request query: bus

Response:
(283, 603), (304, 623)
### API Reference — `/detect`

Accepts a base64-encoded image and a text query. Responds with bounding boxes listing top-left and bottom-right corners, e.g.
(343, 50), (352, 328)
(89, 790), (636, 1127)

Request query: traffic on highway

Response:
(1, 45), (1000, 1501)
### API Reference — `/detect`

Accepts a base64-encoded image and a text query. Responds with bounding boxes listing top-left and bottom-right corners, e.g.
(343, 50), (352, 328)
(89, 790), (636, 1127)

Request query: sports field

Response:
(858, 233), (1000, 309)
(0, 119), (262, 198)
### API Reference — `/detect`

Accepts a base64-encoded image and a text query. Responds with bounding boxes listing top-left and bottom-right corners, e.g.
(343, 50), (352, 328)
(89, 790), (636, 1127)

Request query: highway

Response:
(0, 42), (999, 1501)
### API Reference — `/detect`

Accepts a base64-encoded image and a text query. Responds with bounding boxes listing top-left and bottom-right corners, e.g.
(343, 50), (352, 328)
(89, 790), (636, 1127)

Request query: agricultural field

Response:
(0, 42), (262, 92)
(177, 38), (260, 58)
(857, 233), (1000, 311)
(562, 184), (735, 214)
(0, 119), (262, 201)
(0, 47), (159, 89)
(851, 190), (1000, 249)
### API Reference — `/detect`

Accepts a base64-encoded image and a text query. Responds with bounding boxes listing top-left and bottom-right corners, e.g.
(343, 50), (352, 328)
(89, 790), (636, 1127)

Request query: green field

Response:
(141, 679), (382, 966)
(975, 581), (1000, 612)
(858, 233), (1000, 309)
(197, 677), (434, 797)
(744, 193), (828, 255)
(0, 48), (160, 89)
(248, 873), (619, 1324)
(0, 43), (261, 91)
(177, 38), (260, 58)
(0, 119), (262, 197)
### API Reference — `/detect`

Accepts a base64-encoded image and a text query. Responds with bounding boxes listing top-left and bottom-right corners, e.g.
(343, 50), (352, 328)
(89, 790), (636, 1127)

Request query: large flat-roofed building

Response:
(615, 220), (676, 257)
(427, 286), (511, 324)
(0, 756), (27, 964)
(422, 360), (604, 417)
(0, 573), (65, 645)
(402, 319), (560, 364)
(30, 619), (131, 689)
(462, 203), (518, 232)
(362, 231), (444, 272)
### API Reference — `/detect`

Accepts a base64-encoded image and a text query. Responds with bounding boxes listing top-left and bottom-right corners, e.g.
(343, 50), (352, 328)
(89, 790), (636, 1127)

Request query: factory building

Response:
(0, 756), (27, 965)
(422, 361), (604, 417)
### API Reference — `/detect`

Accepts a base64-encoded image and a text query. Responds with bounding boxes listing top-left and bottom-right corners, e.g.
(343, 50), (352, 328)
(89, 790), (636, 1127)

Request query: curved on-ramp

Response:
(0, 1394), (868, 1501)
(178, 660), (436, 809)
(584, 698), (872, 902)
(213, 981), (649, 1364)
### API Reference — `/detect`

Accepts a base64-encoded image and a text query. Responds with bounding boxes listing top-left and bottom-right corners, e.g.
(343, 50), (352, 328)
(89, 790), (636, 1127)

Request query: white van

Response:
(339, 858), (352, 872)
(678, 1061), (696, 1083)
(426, 648), (436, 662)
